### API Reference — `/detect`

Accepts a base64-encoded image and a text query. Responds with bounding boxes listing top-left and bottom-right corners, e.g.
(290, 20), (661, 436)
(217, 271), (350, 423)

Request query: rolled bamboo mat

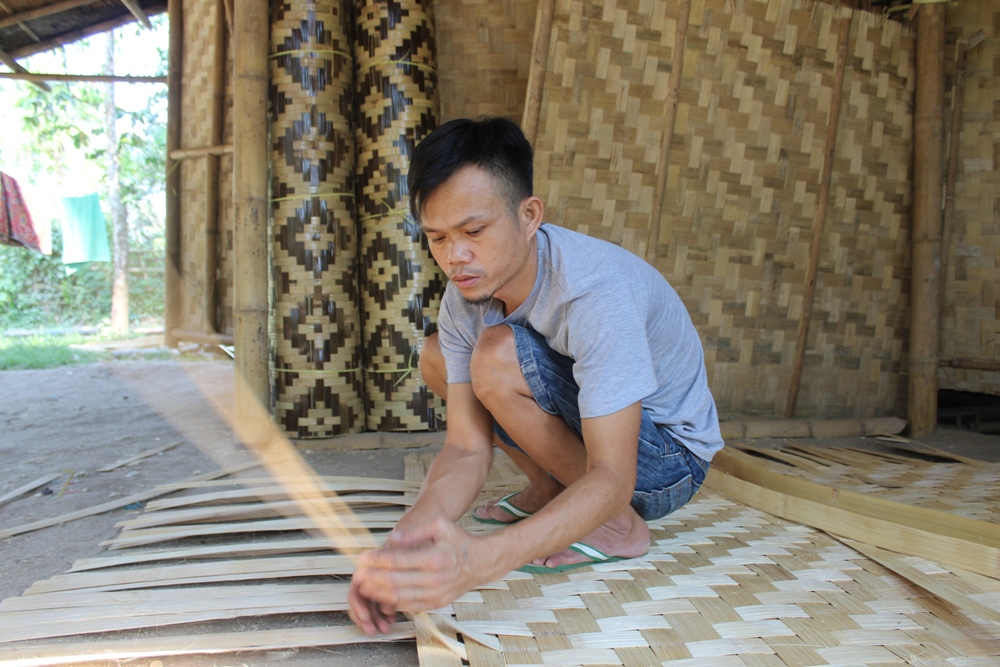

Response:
(354, 0), (446, 431)
(270, 0), (365, 437)
(2, 450), (999, 664)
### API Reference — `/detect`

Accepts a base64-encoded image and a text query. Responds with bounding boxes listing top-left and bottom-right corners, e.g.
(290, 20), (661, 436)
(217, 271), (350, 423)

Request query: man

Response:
(349, 117), (723, 635)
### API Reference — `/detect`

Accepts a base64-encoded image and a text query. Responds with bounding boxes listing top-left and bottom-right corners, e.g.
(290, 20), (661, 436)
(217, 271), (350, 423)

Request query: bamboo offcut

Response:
(355, 0), (445, 431)
(270, 0), (365, 437)
(164, 0), (182, 349)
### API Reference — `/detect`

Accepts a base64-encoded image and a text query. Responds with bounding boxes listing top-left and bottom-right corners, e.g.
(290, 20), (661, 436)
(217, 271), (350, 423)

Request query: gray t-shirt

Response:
(437, 224), (723, 462)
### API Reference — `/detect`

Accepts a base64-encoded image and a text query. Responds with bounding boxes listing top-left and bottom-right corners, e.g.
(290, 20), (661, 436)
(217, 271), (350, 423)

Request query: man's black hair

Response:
(408, 117), (533, 222)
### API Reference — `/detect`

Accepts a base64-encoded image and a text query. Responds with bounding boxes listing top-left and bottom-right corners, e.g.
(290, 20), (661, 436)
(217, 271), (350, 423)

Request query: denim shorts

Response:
(492, 324), (710, 521)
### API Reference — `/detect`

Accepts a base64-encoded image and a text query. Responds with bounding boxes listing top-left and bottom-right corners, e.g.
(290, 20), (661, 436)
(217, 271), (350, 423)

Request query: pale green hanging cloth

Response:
(60, 194), (110, 275)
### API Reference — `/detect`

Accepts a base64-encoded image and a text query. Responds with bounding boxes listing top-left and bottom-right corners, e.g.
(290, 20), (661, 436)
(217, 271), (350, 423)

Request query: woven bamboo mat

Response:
(2, 449), (999, 665)
(530, 0), (914, 419)
(729, 438), (1000, 525)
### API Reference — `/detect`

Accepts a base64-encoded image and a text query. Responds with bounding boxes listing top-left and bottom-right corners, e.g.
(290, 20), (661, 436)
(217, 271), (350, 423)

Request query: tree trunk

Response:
(105, 30), (129, 332)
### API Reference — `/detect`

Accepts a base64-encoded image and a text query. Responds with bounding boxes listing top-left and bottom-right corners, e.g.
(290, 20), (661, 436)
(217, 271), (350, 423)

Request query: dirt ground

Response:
(1, 358), (997, 666)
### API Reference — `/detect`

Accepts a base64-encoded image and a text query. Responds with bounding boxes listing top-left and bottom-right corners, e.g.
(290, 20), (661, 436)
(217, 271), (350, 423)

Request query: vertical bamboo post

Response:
(785, 12), (852, 418)
(646, 0), (692, 264)
(909, 3), (946, 437)
(164, 0), (182, 348)
(233, 0), (271, 433)
(204, 0), (226, 333)
(520, 0), (555, 147)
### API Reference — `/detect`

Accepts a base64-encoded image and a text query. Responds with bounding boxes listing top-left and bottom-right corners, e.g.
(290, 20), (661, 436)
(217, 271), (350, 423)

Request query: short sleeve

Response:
(437, 288), (478, 384)
(566, 276), (659, 418)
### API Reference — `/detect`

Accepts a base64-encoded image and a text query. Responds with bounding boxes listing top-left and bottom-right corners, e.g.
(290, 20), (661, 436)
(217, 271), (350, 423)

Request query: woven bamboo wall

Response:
(177, 0), (219, 332)
(434, 0), (536, 123)
(940, 1), (1000, 397)
(533, 0), (914, 418)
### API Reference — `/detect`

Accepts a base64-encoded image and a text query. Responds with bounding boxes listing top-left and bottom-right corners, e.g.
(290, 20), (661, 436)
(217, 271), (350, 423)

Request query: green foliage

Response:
(0, 334), (107, 370)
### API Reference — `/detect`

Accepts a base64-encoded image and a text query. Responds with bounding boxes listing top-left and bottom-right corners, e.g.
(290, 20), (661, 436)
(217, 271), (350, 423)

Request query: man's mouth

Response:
(451, 274), (480, 289)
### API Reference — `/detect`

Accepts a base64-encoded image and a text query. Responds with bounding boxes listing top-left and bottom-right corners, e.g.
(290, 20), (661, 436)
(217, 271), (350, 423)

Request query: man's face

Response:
(420, 165), (537, 306)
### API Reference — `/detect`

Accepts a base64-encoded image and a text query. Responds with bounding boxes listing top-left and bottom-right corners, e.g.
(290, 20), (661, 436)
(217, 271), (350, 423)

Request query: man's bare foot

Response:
(473, 485), (561, 523)
(531, 507), (650, 568)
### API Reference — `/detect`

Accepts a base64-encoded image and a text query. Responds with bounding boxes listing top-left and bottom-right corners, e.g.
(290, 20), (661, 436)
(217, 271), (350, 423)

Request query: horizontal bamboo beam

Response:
(0, 0), (94, 32)
(170, 328), (234, 345)
(718, 416), (905, 440)
(10, 3), (166, 59)
(0, 72), (165, 83)
(940, 357), (1000, 373)
(168, 143), (233, 160)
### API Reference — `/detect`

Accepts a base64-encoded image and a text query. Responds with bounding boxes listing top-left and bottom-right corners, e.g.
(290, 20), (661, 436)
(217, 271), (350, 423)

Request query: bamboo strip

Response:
(116, 495), (412, 529)
(713, 448), (1000, 549)
(168, 143), (233, 160)
(786, 11), (853, 417)
(97, 441), (182, 472)
(0, 473), (60, 508)
(703, 468), (1000, 579)
(0, 623), (416, 667)
(101, 513), (402, 549)
(646, 0), (691, 262)
(68, 536), (381, 572)
(718, 417), (906, 440)
(150, 475), (419, 492)
(520, 0), (555, 147)
(0, 462), (259, 540)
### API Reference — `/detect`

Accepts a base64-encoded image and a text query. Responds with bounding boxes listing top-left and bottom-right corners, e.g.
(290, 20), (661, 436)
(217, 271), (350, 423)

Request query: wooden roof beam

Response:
(10, 3), (165, 59)
(0, 47), (49, 91)
(0, 0), (96, 33)
(120, 0), (152, 29)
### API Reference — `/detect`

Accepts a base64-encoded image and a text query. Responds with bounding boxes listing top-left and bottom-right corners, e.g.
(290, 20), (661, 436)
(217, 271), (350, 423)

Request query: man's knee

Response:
(470, 325), (520, 404)
(420, 332), (447, 397)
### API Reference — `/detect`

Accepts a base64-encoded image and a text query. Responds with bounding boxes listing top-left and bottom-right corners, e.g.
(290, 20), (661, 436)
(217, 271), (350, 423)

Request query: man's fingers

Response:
(358, 564), (452, 613)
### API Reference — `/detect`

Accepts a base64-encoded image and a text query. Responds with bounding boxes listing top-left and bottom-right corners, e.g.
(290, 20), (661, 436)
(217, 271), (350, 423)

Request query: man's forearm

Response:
(401, 442), (492, 528)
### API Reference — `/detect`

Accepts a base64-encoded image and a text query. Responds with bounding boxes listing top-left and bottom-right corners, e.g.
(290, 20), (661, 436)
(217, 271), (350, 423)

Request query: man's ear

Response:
(521, 195), (544, 235)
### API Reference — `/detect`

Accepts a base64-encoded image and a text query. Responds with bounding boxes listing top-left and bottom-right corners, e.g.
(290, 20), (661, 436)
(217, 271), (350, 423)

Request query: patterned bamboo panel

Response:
(940, 2), (1000, 397)
(178, 0), (218, 332)
(435, 0), (537, 123)
(532, 0), (914, 419)
(270, 0), (365, 436)
(355, 0), (446, 432)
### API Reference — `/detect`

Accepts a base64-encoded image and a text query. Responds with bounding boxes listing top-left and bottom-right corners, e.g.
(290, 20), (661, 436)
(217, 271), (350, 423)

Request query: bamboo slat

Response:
(97, 440), (182, 472)
(270, 0), (364, 437)
(355, 0), (445, 432)
(0, 473), (60, 508)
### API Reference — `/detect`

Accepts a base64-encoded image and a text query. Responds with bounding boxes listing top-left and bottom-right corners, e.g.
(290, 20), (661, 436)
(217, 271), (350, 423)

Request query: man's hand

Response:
(349, 516), (487, 633)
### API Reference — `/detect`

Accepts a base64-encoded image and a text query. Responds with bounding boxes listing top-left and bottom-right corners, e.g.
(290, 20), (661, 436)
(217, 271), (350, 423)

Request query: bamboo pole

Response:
(169, 327), (234, 345)
(164, 0), (182, 348)
(646, 0), (691, 263)
(0, 72), (166, 83)
(204, 0), (227, 334)
(520, 0), (555, 147)
(939, 357), (1000, 373)
(232, 0), (270, 434)
(909, 3), (946, 437)
(785, 13), (851, 418)
(0, 48), (50, 91)
(120, 0), (152, 29)
(718, 416), (905, 440)
(168, 144), (233, 159)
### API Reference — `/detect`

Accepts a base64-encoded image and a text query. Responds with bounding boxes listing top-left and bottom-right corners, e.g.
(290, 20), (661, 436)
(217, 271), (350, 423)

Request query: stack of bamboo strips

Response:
(2, 446), (1000, 665)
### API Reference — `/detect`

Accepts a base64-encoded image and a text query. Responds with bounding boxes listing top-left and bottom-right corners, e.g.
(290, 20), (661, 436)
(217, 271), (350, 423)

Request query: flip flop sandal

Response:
(471, 492), (534, 525)
(517, 542), (648, 574)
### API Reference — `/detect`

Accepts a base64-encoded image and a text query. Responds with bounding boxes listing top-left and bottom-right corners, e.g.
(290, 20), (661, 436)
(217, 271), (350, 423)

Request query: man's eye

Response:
(467, 228), (483, 236)
(430, 236), (446, 244)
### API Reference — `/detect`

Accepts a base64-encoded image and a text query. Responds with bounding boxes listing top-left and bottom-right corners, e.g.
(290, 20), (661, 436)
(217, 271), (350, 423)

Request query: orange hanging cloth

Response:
(0, 172), (41, 253)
